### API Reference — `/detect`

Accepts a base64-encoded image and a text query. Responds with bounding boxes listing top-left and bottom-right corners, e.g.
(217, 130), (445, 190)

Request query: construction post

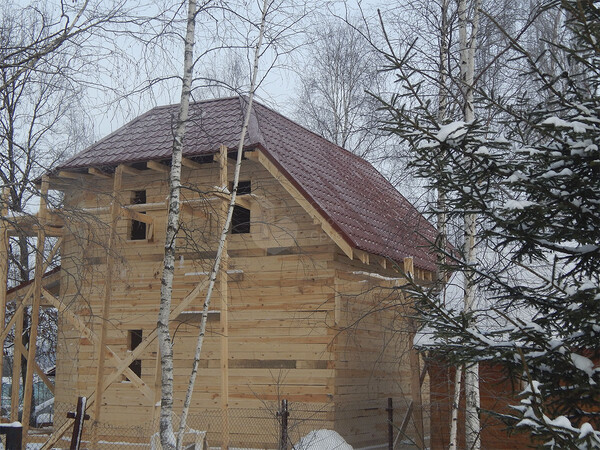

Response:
(93, 165), (122, 425)
(0, 187), (9, 416)
(405, 256), (425, 449)
(22, 175), (49, 443)
(218, 145), (230, 450)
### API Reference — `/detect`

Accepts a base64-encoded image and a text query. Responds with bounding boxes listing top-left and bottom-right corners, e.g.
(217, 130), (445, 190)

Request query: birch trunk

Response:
(458, 0), (481, 447)
(157, 0), (197, 448)
(175, 0), (269, 447)
(449, 365), (463, 450)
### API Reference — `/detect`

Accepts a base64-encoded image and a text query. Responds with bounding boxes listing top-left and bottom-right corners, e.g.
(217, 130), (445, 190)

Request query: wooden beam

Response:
(119, 207), (154, 225)
(355, 249), (370, 265)
(93, 165), (123, 423)
(181, 157), (204, 170)
(212, 190), (252, 210)
(0, 187), (9, 414)
(15, 339), (54, 394)
(146, 160), (169, 173)
(88, 168), (112, 179)
(218, 145), (230, 450)
(41, 277), (210, 450)
(404, 256), (414, 277)
(121, 165), (143, 176)
(22, 176), (49, 442)
(404, 256), (425, 448)
(58, 170), (92, 180)
(10, 304), (23, 422)
(246, 150), (354, 260)
(41, 289), (153, 400)
(0, 238), (62, 344)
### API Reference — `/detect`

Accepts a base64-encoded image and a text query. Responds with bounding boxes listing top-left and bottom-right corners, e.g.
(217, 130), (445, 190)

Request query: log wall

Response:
(53, 157), (426, 447)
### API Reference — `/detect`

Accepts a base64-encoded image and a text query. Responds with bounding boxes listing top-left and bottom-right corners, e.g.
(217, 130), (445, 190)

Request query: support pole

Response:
(9, 303), (23, 422)
(92, 165), (123, 424)
(22, 176), (49, 442)
(387, 397), (393, 450)
(404, 257), (425, 449)
(0, 187), (10, 416)
(218, 145), (230, 450)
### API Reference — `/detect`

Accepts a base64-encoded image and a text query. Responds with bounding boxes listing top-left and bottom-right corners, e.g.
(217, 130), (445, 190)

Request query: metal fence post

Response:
(67, 396), (90, 450)
(0, 423), (23, 450)
(387, 397), (393, 450)
(278, 399), (289, 450)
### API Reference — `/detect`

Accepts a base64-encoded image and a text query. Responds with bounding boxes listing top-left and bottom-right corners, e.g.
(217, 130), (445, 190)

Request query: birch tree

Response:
(294, 19), (388, 160)
(157, 0), (199, 446)
(157, 0), (271, 447)
(176, 3), (269, 444)
(457, 0), (482, 447)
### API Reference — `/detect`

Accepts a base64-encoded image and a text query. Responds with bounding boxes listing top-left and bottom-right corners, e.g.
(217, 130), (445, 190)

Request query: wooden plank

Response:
(22, 176), (49, 443)
(88, 168), (112, 179)
(182, 157), (204, 170)
(0, 238), (62, 343)
(119, 207), (154, 225)
(218, 145), (230, 449)
(146, 160), (169, 173)
(58, 170), (92, 180)
(93, 165), (123, 422)
(0, 187), (9, 412)
(15, 339), (54, 394)
(10, 305), (23, 422)
(121, 165), (144, 176)
(246, 150), (354, 260)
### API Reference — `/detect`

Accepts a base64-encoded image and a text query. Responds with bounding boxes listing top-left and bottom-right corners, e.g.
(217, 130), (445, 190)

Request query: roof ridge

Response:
(238, 95), (265, 148)
(251, 100), (373, 165)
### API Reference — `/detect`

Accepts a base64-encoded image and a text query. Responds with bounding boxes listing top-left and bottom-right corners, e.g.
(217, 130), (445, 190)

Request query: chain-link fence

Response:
(21, 398), (417, 449)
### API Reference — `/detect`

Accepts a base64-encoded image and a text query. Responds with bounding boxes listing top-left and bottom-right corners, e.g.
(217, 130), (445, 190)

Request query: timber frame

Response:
(2, 147), (434, 447)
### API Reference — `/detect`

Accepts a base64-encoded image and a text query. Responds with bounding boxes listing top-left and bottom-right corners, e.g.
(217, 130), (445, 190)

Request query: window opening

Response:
(127, 329), (143, 379)
(130, 190), (147, 240)
(231, 206), (251, 234)
(230, 180), (251, 195)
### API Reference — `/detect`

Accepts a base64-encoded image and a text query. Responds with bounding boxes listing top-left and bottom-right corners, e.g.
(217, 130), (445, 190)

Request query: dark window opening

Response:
(231, 206), (251, 234)
(130, 190), (147, 240)
(127, 329), (143, 379)
(230, 180), (251, 195)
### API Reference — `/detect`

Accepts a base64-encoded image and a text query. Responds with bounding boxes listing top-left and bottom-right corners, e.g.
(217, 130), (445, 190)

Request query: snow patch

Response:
(541, 117), (589, 133)
(295, 430), (353, 450)
(502, 200), (536, 210)
(436, 121), (467, 142)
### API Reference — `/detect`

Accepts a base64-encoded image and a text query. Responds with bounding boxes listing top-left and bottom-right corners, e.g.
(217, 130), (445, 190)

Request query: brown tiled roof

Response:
(59, 96), (438, 271)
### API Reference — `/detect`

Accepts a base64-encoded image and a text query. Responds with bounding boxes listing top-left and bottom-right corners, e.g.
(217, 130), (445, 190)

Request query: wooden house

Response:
(1, 97), (438, 448)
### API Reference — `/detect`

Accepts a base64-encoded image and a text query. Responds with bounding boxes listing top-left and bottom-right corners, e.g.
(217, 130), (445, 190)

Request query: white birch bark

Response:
(449, 365), (463, 450)
(458, 0), (482, 448)
(157, 0), (197, 448)
(175, 0), (269, 447)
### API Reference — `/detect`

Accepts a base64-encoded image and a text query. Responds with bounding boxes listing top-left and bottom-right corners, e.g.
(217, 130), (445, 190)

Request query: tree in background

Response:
(294, 19), (389, 161)
(381, 0), (600, 446)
